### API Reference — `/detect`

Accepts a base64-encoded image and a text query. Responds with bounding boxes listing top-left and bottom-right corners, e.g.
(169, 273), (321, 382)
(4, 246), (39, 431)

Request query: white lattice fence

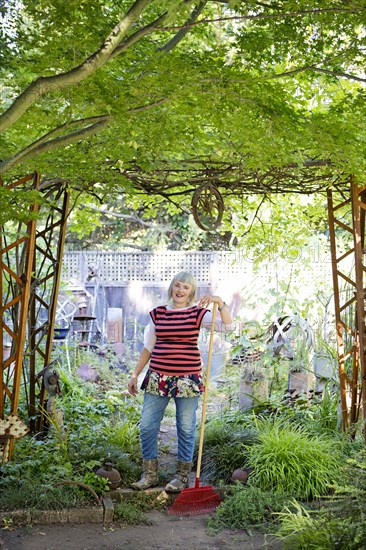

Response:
(62, 251), (248, 284)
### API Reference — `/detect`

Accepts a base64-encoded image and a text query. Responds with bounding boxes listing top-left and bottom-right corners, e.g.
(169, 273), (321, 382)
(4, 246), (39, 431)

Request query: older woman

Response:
(127, 271), (232, 492)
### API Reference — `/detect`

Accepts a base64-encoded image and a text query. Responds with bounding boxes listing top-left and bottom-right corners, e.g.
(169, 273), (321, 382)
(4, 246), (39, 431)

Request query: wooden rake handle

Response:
(195, 302), (218, 487)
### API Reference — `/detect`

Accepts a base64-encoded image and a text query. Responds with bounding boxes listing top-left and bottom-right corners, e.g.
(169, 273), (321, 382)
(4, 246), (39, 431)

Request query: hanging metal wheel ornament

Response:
(191, 183), (224, 231)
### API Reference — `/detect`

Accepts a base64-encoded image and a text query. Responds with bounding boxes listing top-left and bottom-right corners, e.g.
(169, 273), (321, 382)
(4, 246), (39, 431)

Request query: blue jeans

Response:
(139, 392), (199, 462)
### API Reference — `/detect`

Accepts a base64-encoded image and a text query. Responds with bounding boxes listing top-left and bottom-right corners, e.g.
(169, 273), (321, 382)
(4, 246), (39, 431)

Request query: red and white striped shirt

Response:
(148, 305), (209, 376)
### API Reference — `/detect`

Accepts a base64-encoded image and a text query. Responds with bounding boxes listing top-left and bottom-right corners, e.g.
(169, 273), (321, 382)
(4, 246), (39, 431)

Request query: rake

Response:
(168, 302), (222, 516)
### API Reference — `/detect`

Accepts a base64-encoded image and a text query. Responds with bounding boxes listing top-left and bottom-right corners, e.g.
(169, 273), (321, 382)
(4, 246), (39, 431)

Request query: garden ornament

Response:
(191, 183), (224, 231)
(0, 414), (29, 463)
(55, 295), (77, 330)
(96, 460), (121, 489)
(231, 467), (252, 484)
(44, 368), (62, 396)
(36, 362), (62, 397)
(267, 313), (313, 359)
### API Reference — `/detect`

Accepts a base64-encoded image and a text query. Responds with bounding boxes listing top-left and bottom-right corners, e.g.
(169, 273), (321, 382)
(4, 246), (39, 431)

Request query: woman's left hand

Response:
(198, 295), (224, 309)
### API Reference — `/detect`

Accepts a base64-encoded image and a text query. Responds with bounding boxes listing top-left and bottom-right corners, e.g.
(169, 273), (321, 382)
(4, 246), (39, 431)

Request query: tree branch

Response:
(0, 0), (152, 133)
(0, 96), (170, 174)
(110, 11), (169, 59)
(310, 66), (366, 83)
(158, 0), (208, 53)
(128, 98), (169, 112)
(0, 116), (112, 174)
(268, 64), (366, 83)
(86, 204), (173, 232)
(241, 195), (268, 236)
(157, 7), (366, 31)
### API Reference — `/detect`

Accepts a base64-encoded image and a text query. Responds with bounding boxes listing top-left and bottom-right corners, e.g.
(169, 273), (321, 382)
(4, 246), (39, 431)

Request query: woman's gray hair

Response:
(168, 271), (197, 305)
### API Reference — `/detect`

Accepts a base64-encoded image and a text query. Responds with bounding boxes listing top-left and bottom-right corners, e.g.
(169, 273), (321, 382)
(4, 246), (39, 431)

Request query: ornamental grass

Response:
(245, 417), (343, 500)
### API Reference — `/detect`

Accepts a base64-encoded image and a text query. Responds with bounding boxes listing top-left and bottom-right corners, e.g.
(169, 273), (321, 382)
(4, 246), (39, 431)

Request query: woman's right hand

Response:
(128, 374), (138, 396)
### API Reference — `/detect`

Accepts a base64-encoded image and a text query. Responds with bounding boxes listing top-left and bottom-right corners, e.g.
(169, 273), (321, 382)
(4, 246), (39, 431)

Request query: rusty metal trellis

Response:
(0, 174), (70, 461)
(30, 181), (70, 434)
(0, 173), (40, 461)
(327, 177), (366, 440)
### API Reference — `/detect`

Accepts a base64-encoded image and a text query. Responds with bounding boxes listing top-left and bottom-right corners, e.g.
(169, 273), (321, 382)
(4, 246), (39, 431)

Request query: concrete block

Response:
(102, 495), (114, 523)
(31, 509), (68, 524)
(67, 506), (104, 524)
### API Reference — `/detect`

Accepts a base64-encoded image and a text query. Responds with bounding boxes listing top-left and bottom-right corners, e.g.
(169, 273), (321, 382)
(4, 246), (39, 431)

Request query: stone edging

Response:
(0, 496), (111, 527)
(0, 487), (173, 527)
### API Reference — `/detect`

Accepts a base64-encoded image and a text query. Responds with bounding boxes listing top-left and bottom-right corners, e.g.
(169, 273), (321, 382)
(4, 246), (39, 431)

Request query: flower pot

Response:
(313, 353), (335, 379)
(239, 379), (268, 411)
(288, 370), (315, 396)
(53, 327), (70, 340)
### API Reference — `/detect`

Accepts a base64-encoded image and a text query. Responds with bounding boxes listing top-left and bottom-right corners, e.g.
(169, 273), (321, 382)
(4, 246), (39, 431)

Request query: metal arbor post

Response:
(0, 174), (70, 461)
(327, 177), (366, 441)
(0, 173), (40, 461)
(30, 180), (70, 434)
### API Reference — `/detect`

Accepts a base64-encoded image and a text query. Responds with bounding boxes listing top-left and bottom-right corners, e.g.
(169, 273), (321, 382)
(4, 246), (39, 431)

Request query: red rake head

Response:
(168, 485), (222, 516)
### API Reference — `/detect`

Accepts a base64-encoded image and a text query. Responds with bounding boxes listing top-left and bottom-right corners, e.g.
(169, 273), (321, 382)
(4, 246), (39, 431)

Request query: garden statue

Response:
(36, 363), (64, 436)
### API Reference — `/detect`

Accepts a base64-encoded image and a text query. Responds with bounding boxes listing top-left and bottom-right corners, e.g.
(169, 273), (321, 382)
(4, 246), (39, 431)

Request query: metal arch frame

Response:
(0, 173), (70, 461)
(327, 177), (366, 440)
(0, 173), (40, 461)
(2, 170), (366, 461)
(31, 183), (70, 433)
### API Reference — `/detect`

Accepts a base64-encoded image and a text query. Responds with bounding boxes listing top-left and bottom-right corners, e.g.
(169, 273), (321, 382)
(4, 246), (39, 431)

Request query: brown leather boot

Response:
(131, 459), (159, 490)
(165, 460), (192, 493)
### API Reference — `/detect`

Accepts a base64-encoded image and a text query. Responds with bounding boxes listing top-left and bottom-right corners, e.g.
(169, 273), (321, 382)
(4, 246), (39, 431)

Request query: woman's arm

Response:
(198, 295), (233, 326)
(127, 347), (152, 396)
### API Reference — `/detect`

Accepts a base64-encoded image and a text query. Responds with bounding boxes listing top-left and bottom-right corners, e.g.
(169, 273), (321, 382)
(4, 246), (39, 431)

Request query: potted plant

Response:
(311, 334), (338, 393)
(284, 335), (315, 398)
(239, 361), (269, 411)
(231, 332), (269, 411)
(270, 314), (315, 397)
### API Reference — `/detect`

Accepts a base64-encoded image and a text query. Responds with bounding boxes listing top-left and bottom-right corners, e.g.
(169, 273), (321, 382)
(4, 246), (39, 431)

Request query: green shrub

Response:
(276, 501), (366, 549)
(268, 387), (340, 437)
(245, 418), (342, 499)
(208, 485), (288, 533)
(82, 471), (110, 494)
(107, 420), (140, 456)
(197, 414), (258, 483)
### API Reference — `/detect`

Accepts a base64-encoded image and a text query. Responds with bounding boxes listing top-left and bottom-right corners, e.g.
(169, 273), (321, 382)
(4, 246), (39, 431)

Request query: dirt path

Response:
(1, 510), (282, 550)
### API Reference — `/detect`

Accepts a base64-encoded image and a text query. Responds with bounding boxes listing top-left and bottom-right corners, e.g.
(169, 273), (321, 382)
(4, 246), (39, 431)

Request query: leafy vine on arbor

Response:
(1, 0), (366, 245)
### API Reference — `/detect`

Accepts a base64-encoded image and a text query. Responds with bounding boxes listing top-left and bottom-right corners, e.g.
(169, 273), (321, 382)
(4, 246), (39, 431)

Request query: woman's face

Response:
(171, 280), (192, 308)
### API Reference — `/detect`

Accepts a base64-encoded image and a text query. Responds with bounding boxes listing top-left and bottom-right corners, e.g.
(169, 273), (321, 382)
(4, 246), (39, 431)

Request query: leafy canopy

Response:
(1, 0), (366, 245)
